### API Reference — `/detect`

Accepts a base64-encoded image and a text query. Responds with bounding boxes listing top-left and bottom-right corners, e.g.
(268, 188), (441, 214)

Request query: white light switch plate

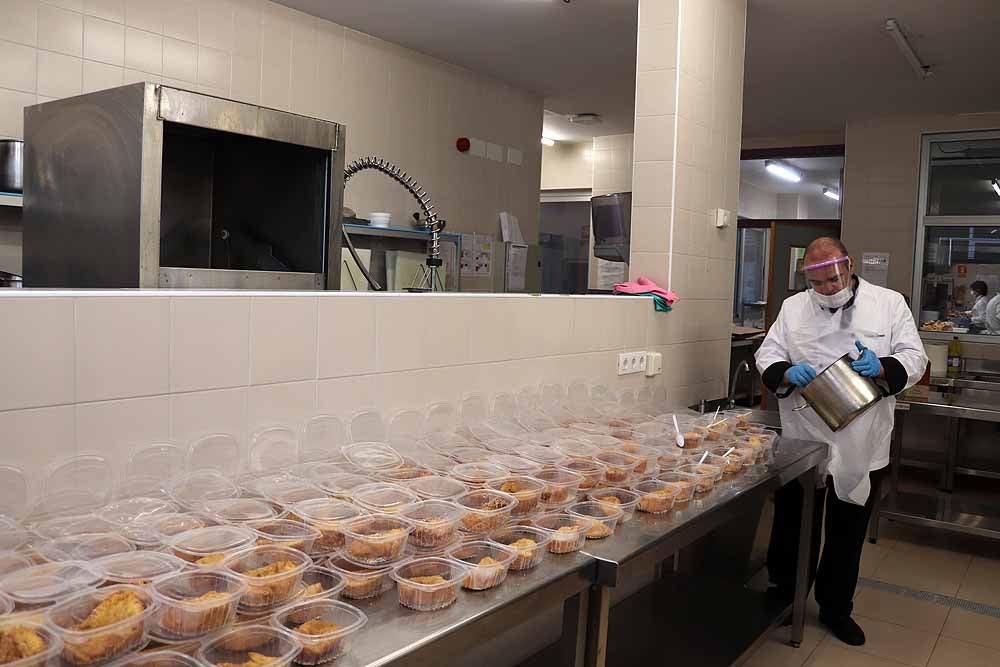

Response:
(644, 351), (662, 377)
(618, 351), (647, 375)
(714, 208), (732, 228)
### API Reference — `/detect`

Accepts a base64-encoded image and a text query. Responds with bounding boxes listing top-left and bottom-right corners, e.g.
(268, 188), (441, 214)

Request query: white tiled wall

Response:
(0, 0), (543, 274)
(0, 290), (723, 505)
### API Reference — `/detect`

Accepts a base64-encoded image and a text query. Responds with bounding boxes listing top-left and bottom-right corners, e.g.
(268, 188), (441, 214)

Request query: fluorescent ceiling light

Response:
(992, 179), (1000, 198)
(540, 137), (555, 146)
(765, 160), (801, 183)
(822, 187), (840, 201)
(885, 18), (932, 79)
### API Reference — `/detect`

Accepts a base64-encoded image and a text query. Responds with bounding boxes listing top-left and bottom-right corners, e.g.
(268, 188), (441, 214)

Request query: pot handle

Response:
(792, 399), (810, 412)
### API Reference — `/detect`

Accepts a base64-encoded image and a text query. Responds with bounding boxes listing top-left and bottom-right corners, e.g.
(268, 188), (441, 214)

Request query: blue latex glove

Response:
(785, 363), (817, 387)
(851, 340), (882, 377)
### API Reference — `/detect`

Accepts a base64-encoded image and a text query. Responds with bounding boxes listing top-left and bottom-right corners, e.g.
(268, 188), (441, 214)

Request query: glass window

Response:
(926, 138), (1000, 216)
(918, 225), (1000, 333)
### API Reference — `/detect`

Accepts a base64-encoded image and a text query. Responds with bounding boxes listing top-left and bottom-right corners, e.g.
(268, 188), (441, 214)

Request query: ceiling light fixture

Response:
(568, 113), (602, 125)
(822, 187), (840, 201)
(764, 160), (801, 183)
(540, 137), (555, 146)
(992, 179), (1000, 198)
(885, 18), (932, 79)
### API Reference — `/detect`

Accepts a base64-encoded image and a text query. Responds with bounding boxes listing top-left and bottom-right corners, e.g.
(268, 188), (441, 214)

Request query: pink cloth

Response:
(613, 276), (677, 303)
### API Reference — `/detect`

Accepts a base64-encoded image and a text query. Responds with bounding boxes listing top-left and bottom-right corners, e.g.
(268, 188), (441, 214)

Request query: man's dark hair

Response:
(970, 280), (988, 296)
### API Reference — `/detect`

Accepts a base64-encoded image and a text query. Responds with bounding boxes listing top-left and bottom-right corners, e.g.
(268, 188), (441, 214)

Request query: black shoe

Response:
(820, 612), (866, 646)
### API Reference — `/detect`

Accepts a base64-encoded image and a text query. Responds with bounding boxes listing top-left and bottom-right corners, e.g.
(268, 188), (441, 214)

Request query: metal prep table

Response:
(338, 553), (595, 667)
(873, 381), (1000, 541)
(580, 438), (829, 667)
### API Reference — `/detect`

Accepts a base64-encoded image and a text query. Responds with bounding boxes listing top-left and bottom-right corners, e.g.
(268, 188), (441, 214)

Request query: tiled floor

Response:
(744, 522), (1000, 667)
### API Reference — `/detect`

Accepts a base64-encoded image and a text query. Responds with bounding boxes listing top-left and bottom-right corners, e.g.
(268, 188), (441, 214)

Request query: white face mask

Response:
(811, 285), (853, 310)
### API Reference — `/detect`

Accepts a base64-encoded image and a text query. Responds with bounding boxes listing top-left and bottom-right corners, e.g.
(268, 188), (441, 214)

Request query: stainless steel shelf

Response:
(344, 222), (461, 243)
(880, 491), (1000, 540)
(0, 193), (22, 207)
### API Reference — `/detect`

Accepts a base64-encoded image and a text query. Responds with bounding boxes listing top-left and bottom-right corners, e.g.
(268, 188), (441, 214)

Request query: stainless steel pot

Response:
(0, 139), (23, 194)
(793, 353), (885, 432)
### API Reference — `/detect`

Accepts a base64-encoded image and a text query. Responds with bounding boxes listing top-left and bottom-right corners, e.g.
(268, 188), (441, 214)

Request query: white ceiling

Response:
(278, 0), (1000, 144)
(276, 0), (638, 142)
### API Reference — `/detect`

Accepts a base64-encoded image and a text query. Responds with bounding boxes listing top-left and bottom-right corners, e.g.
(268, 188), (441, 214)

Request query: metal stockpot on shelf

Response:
(793, 353), (886, 432)
(0, 139), (23, 194)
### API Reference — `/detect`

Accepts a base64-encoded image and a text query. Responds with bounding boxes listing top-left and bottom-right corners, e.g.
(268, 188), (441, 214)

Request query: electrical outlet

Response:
(617, 351), (648, 375)
(645, 351), (662, 377)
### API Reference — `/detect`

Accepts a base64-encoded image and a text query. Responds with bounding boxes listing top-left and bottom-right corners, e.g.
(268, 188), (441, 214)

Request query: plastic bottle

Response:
(947, 336), (962, 377)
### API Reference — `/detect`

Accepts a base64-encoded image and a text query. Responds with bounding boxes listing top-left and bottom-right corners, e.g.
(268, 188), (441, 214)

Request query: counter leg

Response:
(943, 417), (959, 492)
(561, 589), (589, 667)
(890, 412), (904, 508)
(584, 585), (610, 667)
(791, 467), (816, 648)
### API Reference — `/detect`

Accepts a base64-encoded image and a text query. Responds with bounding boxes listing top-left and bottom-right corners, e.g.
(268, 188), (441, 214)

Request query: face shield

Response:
(804, 255), (854, 309)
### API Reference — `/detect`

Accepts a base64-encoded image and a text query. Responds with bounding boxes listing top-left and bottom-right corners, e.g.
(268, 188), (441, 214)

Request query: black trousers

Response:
(767, 466), (887, 619)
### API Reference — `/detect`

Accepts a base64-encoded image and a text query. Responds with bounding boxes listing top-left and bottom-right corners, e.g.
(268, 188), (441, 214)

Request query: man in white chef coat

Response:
(755, 237), (926, 646)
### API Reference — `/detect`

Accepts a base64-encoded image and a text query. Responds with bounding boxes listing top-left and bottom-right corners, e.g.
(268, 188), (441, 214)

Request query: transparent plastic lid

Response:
(250, 427), (300, 473)
(71, 533), (136, 561)
(302, 415), (347, 455)
(313, 473), (373, 497)
(0, 560), (102, 606)
(291, 461), (357, 481)
(39, 455), (113, 516)
(483, 417), (527, 439)
(405, 475), (468, 500)
(187, 434), (240, 475)
(201, 498), (278, 523)
(424, 402), (458, 435)
(169, 470), (240, 510)
(352, 483), (419, 513)
(260, 480), (326, 508)
(348, 410), (387, 444)
(421, 432), (473, 454)
(0, 527), (31, 552)
(143, 512), (209, 541)
(127, 442), (184, 480)
(449, 447), (492, 464)
(169, 525), (256, 558)
(31, 513), (118, 539)
(0, 466), (28, 519)
(485, 454), (543, 476)
(93, 551), (186, 584)
(98, 496), (177, 526)
(513, 444), (564, 465)
(290, 498), (363, 524)
(115, 650), (202, 667)
(449, 462), (509, 484)
(0, 553), (32, 579)
(342, 443), (404, 471)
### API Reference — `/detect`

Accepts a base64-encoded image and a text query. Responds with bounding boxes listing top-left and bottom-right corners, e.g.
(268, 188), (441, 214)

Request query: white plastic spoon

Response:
(672, 414), (684, 448)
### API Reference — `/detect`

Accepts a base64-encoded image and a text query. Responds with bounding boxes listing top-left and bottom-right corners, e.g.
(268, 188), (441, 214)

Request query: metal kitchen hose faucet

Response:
(343, 156), (445, 291)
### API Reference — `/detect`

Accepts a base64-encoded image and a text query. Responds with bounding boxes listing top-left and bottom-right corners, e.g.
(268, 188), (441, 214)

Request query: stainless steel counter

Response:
(896, 390), (1000, 424)
(340, 553), (594, 667)
(581, 438), (828, 667)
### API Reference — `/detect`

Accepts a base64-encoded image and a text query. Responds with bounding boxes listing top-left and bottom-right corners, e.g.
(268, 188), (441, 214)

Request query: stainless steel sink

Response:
(686, 398), (781, 430)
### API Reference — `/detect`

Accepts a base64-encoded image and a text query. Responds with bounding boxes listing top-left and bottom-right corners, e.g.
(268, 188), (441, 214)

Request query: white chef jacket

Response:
(987, 294), (1000, 334)
(970, 294), (989, 328)
(755, 278), (927, 504)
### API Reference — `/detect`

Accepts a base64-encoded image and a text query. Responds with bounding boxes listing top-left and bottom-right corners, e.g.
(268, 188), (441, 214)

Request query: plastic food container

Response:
(633, 480), (681, 514)
(703, 450), (743, 475)
(484, 454), (543, 477)
(271, 599), (367, 665)
(448, 447), (492, 465)
(576, 434), (621, 450)
(113, 650), (201, 667)
(0, 620), (61, 667)
(376, 465), (434, 483)
(566, 502), (621, 540)
(399, 500), (463, 550)
(312, 474), (372, 499)
(222, 546), (311, 609)
(287, 500), (364, 554)
(485, 477), (544, 517)
(46, 584), (156, 665)
(341, 443), (403, 471)
(454, 490), (517, 534)
(512, 445), (563, 467)
(351, 483), (419, 515)
(201, 499), (279, 525)
(1, 561), (103, 612)
(656, 473), (699, 502)
(555, 459), (603, 493)
(593, 451), (640, 485)
(198, 625), (301, 667)
(38, 534), (135, 563)
(262, 482), (327, 511)
(150, 571), (247, 639)
(93, 552), (186, 586)
(325, 558), (392, 601)
(341, 515), (412, 566)
(169, 472), (239, 512)
(568, 422), (613, 437)
(533, 469), (583, 507)
(449, 462), (509, 488)
(587, 488), (640, 524)
(390, 558), (469, 611)
(552, 439), (600, 461)
(655, 449), (685, 472)
(0, 553), (32, 579)
(532, 515), (588, 554)
(675, 464), (722, 493)
(97, 497), (176, 527)
(146, 514), (210, 545)
(480, 437), (521, 454)
(246, 520), (320, 553)
(680, 431), (706, 449)
(445, 541), (516, 591)
(488, 526), (551, 571)
(169, 526), (256, 568)
(615, 443), (657, 475)
(405, 476), (467, 501)
(297, 567), (345, 602)
(31, 514), (117, 540)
